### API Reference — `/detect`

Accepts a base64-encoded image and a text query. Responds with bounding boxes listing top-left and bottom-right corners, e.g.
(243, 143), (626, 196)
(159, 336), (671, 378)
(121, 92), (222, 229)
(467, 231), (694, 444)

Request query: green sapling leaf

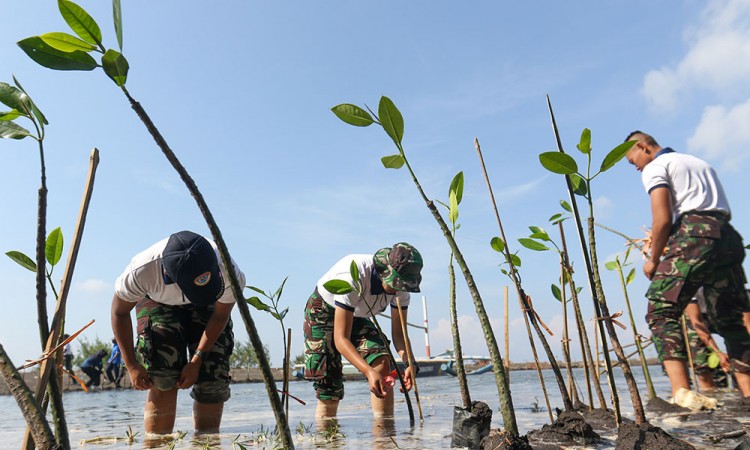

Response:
(528, 226), (550, 241)
(449, 190), (459, 225)
(39, 32), (97, 52)
(18, 36), (99, 71)
(113, 0), (123, 51)
(449, 171), (464, 204)
(518, 238), (549, 252)
(381, 154), (405, 169)
(0, 82), (31, 114)
(0, 121), (32, 140)
(6, 251), (37, 272)
(0, 111), (22, 121)
(378, 96), (404, 146)
(570, 173), (587, 196)
(604, 261), (618, 271)
(272, 276), (288, 301)
(102, 49), (129, 86)
(508, 253), (521, 267)
(46, 227), (64, 266)
(560, 200), (572, 212)
(551, 284), (562, 302)
(490, 237), (505, 253)
(246, 296), (271, 312)
(599, 140), (637, 173)
(323, 279), (353, 295)
(349, 260), (359, 284)
(626, 268), (636, 285)
(13, 76), (48, 126)
(58, 0), (103, 47)
(331, 104), (374, 127)
(577, 128), (591, 154)
(246, 285), (267, 296)
(539, 152), (578, 175)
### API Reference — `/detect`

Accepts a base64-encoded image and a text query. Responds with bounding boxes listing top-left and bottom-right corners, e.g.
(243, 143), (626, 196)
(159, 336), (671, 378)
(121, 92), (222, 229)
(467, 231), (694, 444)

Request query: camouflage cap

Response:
(373, 242), (423, 293)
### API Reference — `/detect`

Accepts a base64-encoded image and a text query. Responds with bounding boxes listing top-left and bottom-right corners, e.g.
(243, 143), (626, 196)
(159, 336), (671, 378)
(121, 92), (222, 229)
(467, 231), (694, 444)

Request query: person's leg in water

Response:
(144, 388), (178, 434)
(369, 355), (394, 417)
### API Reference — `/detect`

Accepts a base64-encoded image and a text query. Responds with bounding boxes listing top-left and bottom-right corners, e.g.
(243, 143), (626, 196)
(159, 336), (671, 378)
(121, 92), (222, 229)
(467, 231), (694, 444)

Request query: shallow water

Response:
(0, 365), (747, 449)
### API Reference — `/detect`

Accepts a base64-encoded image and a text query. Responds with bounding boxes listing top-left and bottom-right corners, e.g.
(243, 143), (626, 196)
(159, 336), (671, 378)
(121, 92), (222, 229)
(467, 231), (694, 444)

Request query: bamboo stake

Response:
(449, 261), (471, 409)
(518, 295), (554, 423)
(285, 327), (292, 418)
(559, 256), (578, 404)
(396, 298), (423, 423)
(23, 149), (99, 450)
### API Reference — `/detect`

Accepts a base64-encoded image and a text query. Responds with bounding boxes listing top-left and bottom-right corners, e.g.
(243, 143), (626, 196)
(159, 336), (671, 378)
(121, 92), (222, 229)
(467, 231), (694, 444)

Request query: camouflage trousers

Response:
(303, 289), (388, 400)
(685, 319), (714, 374)
(136, 298), (234, 403)
(646, 212), (750, 373)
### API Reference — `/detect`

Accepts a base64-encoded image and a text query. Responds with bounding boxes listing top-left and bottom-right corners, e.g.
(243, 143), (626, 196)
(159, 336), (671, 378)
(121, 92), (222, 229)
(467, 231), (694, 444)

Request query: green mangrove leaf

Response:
(381, 154), (405, 169)
(518, 238), (549, 252)
(560, 200), (572, 212)
(246, 296), (271, 312)
(570, 173), (588, 197)
(246, 285), (266, 296)
(349, 260), (359, 284)
(323, 279), (353, 295)
(746, 244), (750, 249)
(0, 82), (29, 114)
(18, 36), (99, 71)
(331, 103), (374, 127)
(551, 284), (562, 302)
(59, 0), (103, 46)
(113, 0), (123, 50)
(528, 226), (550, 241)
(448, 190), (459, 225)
(0, 110), (22, 121)
(490, 237), (505, 253)
(273, 276), (288, 300)
(13, 76), (48, 126)
(508, 253), (521, 267)
(280, 307), (289, 320)
(102, 48), (129, 86)
(549, 213), (565, 225)
(6, 251), (37, 272)
(500, 268), (509, 276)
(539, 152), (578, 175)
(378, 96), (404, 146)
(599, 140), (637, 173)
(46, 227), (64, 266)
(626, 268), (636, 285)
(449, 171), (464, 204)
(576, 286), (583, 294)
(707, 351), (720, 369)
(577, 128), (591, 154)
(604, 261), (618, 271)
(0, 121), (32, 139)
(40, 32), (97, 52)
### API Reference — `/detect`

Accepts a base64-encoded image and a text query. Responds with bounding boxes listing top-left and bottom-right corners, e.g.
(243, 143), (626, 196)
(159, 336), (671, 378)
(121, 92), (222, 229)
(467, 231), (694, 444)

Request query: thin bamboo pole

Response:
(504, 286), (510, 381)
(681, 316), (699, 393)
(396, 298), (424, 423)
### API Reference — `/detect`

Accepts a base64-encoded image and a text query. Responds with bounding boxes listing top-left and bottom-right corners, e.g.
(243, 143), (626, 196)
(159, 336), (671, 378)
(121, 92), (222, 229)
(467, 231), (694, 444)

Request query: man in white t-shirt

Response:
(625, 131), (750, 407)
(111, 230), (245, 435)
(303, 242), (423, 420)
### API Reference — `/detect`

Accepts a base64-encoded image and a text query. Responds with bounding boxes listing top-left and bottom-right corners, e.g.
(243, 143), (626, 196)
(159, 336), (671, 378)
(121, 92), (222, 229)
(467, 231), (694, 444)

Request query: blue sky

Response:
(2, 0), (750, 370)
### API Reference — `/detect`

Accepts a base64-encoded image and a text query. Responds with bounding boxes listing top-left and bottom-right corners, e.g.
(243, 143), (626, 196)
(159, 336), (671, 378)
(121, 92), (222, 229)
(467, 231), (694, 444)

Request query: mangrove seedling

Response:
(604, 246), (657, 399)
(18, 1), (292, 444)
(332, 98), (518, 437)
(0, 77), (70, 450)
(541, 104), (645, 426)
(475, 138), (573, 417)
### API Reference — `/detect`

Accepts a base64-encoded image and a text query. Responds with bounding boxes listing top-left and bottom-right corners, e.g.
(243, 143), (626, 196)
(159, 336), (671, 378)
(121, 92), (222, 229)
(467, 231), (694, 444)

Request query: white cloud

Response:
(593, 196), (614, 220)
(687, 98), (750, 170)
(641, 0), (750, 112)
(74, 278), (109, 293)
(495, 175), (548, 204)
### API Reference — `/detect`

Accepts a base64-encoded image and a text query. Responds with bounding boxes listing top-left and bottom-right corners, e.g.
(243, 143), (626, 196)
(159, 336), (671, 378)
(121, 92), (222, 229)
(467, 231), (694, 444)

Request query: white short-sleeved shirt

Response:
(316, 254), (410, 318)
(115, 237), (245, 306)
(641, 150), (730, 219)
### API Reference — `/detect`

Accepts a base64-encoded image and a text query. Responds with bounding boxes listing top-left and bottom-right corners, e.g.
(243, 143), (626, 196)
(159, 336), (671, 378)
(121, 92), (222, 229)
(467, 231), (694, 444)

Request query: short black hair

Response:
(624, 130), (659, 147)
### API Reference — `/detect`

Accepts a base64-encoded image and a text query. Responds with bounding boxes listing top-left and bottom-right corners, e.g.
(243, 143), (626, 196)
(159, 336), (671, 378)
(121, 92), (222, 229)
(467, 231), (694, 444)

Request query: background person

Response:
(111, 230), (244, 435)
(105, 338), (123, 388)
(80, 349), (108, 389)
(625, 131), (750, 408)
(304, 242), (423, 421)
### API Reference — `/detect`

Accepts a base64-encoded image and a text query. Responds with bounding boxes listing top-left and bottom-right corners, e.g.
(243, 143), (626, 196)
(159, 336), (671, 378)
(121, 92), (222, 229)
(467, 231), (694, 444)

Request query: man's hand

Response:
(175, 361), (201, 389)
(399, 366), (415, 393)
(643, 260), (658, 280)
(718, 352), (731, 373)
(126, 363), (152, 390)
(366, 369), (387, 398)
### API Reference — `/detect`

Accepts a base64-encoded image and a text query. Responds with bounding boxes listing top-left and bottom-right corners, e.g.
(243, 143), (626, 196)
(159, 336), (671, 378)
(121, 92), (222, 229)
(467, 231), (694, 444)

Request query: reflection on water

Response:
(0, 366), (745, 448)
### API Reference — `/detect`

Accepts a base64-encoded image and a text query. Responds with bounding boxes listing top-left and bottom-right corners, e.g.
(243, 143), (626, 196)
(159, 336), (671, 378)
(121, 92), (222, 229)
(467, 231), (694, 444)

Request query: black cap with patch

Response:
(162, 231), (224, 306)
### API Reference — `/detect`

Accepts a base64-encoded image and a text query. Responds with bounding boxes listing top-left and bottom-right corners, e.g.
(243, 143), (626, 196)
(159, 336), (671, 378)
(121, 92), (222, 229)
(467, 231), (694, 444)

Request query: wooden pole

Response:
(396, 298), (423, 423)
(504, 285), (510, 380)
